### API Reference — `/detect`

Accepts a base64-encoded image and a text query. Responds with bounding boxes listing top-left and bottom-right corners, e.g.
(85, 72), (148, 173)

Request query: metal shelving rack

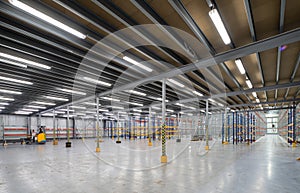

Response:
(296, 104), (300, 143)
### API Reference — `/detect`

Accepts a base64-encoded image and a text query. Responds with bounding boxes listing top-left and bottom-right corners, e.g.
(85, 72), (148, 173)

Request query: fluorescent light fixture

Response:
(132, 113), (141, 116)
(166, 109), (174, 112)
(59, 109), (75, 112)
(26, 105), (46, 109)
(186, 106), (196, 110)
(126, 90), (146, 96)
(83, 77), (111, 87)
(167, 79), (185, 88)
(200, 110), (205, 113)
(123, 56), (152, 72)
(84, 102), (100, 106)
(105, 113), (114, 116)
(63, 114), (76, 118)
(0, 52), (50, 69)
(9, 0), (86, 39)
(256, 98), (260, 103)
(179, 112), (185, 114)
(193, 90), (203, 97)
(152, 106), (160, 110)
(58, 88), (86, 96)
(209, 98), (216, 103)
(44, 96), (68, 101)
(0, 76), (33, 85)
(22, 108), (39, 112)
(208, 112), (212, 115)
(155, 98), (169, 102)
(55, 111), (65, 114)
(187, 113), (193, 116)
(0, 102), (9, 105)
(85, 111), (96, 114)
(235, 59), (245, 74)
(0, 96), (14, 101)
(0, 89), (22, 95)
(70, 106), (86, 109)
(0, 58), (27, 68)
(252, 92), (257, 98)
(33, 101), (56, 106)
(176, 103), (184, 107)
(101, 97), (120, 102)
(171, 115), (176, 117)
(246, 79), (253, 88)
(99, 109), (109, 112)
(208, 9), (231, 45)
(42, 113), (57, 116)
(15, 111), (32, 115)
(0, 107), (5, 109)
(133, 109), (142, 112)
(126, 101), (143, 107)
(217, 103), (224, 107)
(107, 106), (124, 110)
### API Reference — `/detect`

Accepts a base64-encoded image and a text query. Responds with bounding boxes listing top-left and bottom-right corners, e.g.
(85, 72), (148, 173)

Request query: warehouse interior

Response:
(0, 0), (300, 192)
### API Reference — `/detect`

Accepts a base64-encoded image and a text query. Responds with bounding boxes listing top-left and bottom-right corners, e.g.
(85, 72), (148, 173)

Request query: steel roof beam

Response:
(39, 28), (300, 113)
(244, 0), (267, 100)
(134, 0), (241, 104)
(168, 0), (244, 105)
(275, 0), (286, 100)
(284, 53), (300, 99)
(166, 81), (300, 106)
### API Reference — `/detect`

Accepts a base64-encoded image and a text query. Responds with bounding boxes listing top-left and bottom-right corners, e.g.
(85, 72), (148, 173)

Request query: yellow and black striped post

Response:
(161, 123), (167, 162)
(53, 109), (58, 145)
(96, 97), (100, 152)
(161, 78), (167, 163)
(148, 107), (152, 146)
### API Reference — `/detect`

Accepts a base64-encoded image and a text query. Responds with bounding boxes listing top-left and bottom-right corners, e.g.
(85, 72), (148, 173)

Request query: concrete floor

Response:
(0, 135), (299, 193)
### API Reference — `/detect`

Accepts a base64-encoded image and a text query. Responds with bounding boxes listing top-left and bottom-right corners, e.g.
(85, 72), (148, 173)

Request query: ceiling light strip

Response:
(0, 52), (51, 69)
(0, 76), (33, 85)
(208, 9), (231, 45)
(9, 0), (86, 39)
(123, 56), (152, 72)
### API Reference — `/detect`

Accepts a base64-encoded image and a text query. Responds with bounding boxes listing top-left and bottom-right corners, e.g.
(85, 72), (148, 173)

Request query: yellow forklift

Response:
(36, 126), (46, 144)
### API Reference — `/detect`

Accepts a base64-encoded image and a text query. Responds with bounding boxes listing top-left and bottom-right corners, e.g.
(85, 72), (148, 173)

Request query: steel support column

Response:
(53, 109), (58, 145)
(205, 100), (209, 150)
(66, 106), (71, 147)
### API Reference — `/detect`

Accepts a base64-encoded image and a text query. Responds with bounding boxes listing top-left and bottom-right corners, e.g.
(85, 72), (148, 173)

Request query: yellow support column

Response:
(53, 109), (58, 145)
(161, 78), (167, 163)
(95, 97), (101, 152)
(292, 142), (297, 148)
(148, 107), (152, 146)
(66, 106), (71, 148)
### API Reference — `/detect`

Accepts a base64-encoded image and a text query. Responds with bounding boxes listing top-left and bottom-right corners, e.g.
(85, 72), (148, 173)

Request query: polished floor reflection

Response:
(0, 135), (299, 193)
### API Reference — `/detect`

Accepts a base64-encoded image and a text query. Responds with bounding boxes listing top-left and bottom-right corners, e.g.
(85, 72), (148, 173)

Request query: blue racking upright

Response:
(222, 112), (224, 143)
(287, 107), (296, 145)
(252, 114), (256, 142)
(232, 112), (235, 144)
(227, 114), (230, 143)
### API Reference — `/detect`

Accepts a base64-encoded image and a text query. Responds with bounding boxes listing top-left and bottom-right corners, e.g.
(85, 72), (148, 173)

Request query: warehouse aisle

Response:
(0, 135), (299, 193)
